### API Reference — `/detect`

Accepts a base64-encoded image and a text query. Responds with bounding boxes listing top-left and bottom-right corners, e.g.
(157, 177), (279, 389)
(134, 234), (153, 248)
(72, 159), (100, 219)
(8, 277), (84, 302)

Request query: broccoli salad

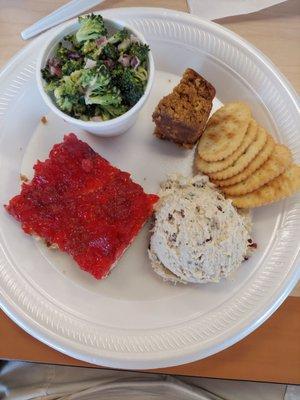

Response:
(41, 14), (150, 121)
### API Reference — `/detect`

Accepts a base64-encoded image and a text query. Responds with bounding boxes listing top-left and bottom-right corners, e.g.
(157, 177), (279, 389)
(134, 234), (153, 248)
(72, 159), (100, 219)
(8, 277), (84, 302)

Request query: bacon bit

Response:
(96, 36), (108, 47)
(84, 58), (97, 69)
(48, 57), (62, 77)
(49, 65), (62, 77)
(130, 56), (140, 69)
(41, 116), (48, 124)
(48, 57), (60, 68)
(103, 59), (115, 69)
(67, 51), (82, 60)
(118, 54), (131, 67)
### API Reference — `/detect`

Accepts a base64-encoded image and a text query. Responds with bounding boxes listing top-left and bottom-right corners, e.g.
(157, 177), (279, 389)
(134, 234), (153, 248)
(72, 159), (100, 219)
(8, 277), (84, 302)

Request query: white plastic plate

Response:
(0, 8), (299, 369)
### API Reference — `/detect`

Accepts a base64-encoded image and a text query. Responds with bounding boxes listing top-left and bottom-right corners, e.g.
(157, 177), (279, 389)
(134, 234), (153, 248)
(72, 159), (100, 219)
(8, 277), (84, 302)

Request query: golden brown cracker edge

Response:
(222, 144), (292, 196)
(229, 164), (300, 208)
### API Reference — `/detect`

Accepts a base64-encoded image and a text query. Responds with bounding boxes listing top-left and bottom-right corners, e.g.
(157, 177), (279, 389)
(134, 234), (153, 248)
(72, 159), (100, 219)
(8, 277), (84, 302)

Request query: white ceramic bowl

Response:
(36, 17), (154, 136)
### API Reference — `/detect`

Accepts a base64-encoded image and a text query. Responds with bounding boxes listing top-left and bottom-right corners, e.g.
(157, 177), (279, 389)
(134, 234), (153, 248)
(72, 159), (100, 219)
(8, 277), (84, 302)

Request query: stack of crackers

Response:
(195, 102), (300, 208)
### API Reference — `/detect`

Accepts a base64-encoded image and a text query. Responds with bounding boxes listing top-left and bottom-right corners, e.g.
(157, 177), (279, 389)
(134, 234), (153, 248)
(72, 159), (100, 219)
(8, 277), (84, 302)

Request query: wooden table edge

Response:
(1, 296), (299, 384)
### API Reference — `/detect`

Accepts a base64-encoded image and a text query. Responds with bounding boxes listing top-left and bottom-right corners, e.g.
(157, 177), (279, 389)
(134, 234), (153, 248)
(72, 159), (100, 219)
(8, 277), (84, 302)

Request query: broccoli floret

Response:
(104, 103), (129, 117)
(111, 63), (124, 77)
(134, 66), (148, 82)
(91, 48), (103, 61)
(118, 38), (131, 52)
(79, 66), (121, 108)
(102, 43), (119, 61)
(80, 66), (125, 114)
(82, 40), (97, 55)
(110, 63), (124, 86)
(62, 34), (81, 50)
(72, 98), (90, 119)
(62, 59), (83, 75)
(82, 41), (106, 61)
(118, 68), (145, 107)
(128, 43), (149, 63)
(70, 69), (83, 82)
(54, 75), (78, 96)
(80, 66), (111, 91)
(108, 28), (129, 44)
(80, 69), (96, 88)
(41, 67), (56, 83)
(55, 95), (74, 113)
(92, 107), (110, 121)
(56, 43), (69, 62)
(44, 79), (60, 92)
(53, 75), (80, 113)
(76, 14), (107, 42)
(85, 87), (122, 106)
(92, 97), (129, 119)
(100, 111), (111, 121)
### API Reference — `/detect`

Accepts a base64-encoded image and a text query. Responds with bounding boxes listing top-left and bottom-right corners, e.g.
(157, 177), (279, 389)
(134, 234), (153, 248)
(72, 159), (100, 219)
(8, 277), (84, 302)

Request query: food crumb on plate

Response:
(20, 174), (29, 182)
(40, 116), (48, 124)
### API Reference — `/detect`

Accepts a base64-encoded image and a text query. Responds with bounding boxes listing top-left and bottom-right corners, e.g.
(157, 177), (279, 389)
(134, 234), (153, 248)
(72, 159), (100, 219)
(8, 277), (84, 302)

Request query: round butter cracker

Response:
(198, 102), (252, 162)
(229, 164), (300, 208)
(222, 144), (292, 196)
(209, 125), (267, 181)
(195, 119), (257, 174)
(213, 134), (275, 187)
